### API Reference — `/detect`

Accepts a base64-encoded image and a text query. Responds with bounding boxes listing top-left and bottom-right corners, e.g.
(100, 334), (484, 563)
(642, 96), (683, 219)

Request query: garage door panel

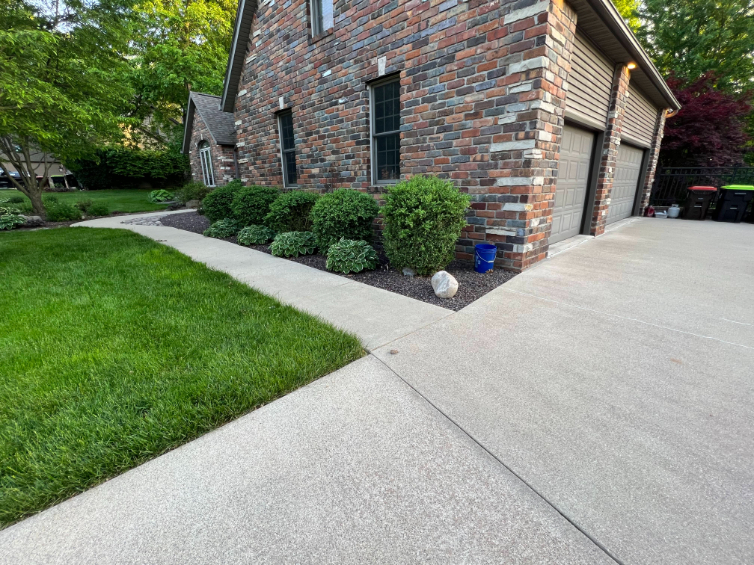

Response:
(607, 143), (643, 224)
(551, 125), (594, 244)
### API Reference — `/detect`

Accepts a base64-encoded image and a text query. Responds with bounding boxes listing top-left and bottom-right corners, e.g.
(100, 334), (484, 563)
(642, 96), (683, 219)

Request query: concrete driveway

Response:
(1, 217), (752, 564)
(375, 218), (754, 564)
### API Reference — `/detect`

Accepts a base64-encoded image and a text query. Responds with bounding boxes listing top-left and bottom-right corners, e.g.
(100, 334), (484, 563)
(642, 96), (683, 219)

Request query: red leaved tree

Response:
(660, 73), (752, 167)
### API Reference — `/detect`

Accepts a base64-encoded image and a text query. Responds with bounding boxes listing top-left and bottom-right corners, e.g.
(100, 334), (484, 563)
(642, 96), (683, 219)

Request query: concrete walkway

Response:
(73, 211), (451, 351)
(2, 216), (752, 563)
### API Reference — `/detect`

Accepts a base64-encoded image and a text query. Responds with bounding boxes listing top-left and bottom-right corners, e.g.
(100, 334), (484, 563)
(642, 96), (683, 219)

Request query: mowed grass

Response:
(0, 228), (364, 526)
(0, 188), (171, 214)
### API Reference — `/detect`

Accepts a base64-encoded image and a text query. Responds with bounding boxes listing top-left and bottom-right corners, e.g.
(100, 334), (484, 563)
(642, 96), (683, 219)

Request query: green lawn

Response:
(0, 188), (171, 214)
(0, 228), (363, 527)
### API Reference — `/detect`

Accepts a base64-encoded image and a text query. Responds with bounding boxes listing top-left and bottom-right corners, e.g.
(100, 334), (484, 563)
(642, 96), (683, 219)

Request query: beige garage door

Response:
(607, 143), (644, 224)
(551, 125), (594, 244)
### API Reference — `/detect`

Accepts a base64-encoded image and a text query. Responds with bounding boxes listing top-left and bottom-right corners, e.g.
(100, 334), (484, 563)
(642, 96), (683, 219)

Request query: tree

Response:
(660, 74), (752, 167)
(0, 0), (135, 217)
(127, 0), (237, 146)
(612, 0), (640, 33)
(637, 0), (754, 93)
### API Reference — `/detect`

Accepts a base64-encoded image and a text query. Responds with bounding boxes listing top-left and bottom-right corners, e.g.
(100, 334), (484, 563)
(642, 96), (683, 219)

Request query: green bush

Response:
(237, 225), (276, 246)
(67, 148), (189, 190)
(148, 189), (174, 203)
(87, 202), (110, 217)
(202, 181), (243, 222)
(203, 218), (242, 239)
(46, 202), (82, 222)
(264, 190), (319, 232)
(326, 239), (379, 274)
(175, 181), (210, 204)
(2, 195), (25, 204)
(0, 207), (25, 230)
(232, 185), (279, 227)
(75, 199), (93, 213)
(310, 189), (379, 251)
(382, 176), (470, 276)
(270, 231), (317, 257)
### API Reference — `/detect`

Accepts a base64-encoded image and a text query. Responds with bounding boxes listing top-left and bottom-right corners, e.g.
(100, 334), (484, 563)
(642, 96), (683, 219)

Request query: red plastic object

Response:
(688, 186), (717, 192)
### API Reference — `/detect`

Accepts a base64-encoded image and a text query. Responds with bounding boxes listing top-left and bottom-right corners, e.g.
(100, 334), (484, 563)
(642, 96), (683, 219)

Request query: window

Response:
(198, 140), (215, 187)
(370, 77), (401, 184)
(311, 0), (334, 36)
(278, 111), (297, 186)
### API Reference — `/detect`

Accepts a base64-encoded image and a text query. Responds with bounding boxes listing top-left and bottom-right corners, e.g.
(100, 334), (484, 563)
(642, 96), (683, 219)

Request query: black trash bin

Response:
(714, 185), (754, 223)
(682, 186), (717, 220)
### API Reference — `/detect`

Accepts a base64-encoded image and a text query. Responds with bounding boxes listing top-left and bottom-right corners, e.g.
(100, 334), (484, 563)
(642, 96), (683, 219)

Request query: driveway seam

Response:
(370, 353), (626, 565)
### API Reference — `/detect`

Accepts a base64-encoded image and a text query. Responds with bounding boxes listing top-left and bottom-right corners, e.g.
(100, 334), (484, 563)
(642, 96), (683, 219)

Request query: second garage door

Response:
(607, 143), (644, 224)
(551, 125), (594, 244)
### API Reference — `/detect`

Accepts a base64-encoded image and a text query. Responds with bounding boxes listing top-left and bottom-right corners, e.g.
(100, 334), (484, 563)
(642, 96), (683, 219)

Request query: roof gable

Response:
(181, 92), (237, 154)
(221, 0), (259, 113)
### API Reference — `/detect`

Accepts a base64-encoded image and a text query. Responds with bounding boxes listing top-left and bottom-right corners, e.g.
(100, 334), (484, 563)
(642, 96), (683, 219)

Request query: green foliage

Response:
(326, 239), (379, 274)
(87, 202), (110, 217)
(2, 196), (25, 204)
(203, 218), (241, 238)
(237, 225), (276, 246)
(175, 181), (210, 204)
(382, 176), (470, 276)
(264, 190), (318, 232)
(68, 149), (189, 190)
(75, 200), (94, 213)
(611, 0), (640, 32)
(310, 189), (380, 251)
(270, 231), (318, 257)
(0, 207), (25, 230)
(45, 202), (82, 222)
(202, 181), (242, 222)
(232, 185), (279, 227)
(148, 189), (175, 203)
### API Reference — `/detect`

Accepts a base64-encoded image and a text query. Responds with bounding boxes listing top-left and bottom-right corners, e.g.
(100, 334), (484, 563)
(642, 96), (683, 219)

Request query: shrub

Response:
(232, 185), (279, 227)
(203, 218), (242, 239)
(46, 202), (82, 222)
(326, 239), (379, 274)
(237, 225), (276, 246)
(0, 207), (25, 230)
(87, 202), (110, 217)
(264, 190), (319, 232)
(148, 189), (174, 203)
(3, 195), (25, 204)
(175, 181), (210, 204)
(75, 199), (93, 213)
(310, 189), (379, 251)
(270, 231), (317, 257)
(202, 180), (243, 222)
(382, 176), (470, 276)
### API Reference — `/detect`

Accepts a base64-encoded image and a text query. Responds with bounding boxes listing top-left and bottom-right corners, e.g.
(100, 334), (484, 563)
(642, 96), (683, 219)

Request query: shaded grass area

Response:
(0, 228), (364, 526)
(0, 189), (170, 214)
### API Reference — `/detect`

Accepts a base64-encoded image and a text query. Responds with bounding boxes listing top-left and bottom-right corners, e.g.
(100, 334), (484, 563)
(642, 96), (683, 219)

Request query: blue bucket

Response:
(474, 243), (497, 273)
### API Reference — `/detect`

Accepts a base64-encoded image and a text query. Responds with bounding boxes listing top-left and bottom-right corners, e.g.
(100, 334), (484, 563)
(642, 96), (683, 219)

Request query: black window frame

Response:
(277, 110), (297, 187)
(311, 0), (334, 37)
(369, 76), (402, 186)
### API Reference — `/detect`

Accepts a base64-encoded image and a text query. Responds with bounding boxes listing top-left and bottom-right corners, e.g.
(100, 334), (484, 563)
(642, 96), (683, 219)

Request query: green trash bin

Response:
(714, 185), (754, 223)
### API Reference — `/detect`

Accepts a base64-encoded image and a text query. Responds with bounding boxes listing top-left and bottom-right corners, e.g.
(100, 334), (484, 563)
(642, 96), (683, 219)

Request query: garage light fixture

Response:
(627, 62), (637, 70)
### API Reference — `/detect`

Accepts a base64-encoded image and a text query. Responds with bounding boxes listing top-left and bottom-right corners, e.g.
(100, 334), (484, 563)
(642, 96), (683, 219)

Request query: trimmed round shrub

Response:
(232, 185), (279, 227)
(382, 176), (470, 276)
(75, 199), (93, 213)
(175, 181), (210, 204)
(310, 189), (379, 251)
(326, 238), (379, 274)
(87, 202), (110, 217)
(237, 225), (276, 246)
(148, 189), (174, 203)
(202, 180), (243, 222)
(203, 218), (242, 239)
(270, 231), (317, 257)
(46, 202), (82, 222)
(0, 207), (25, 230)
(264, 190), (319, 232)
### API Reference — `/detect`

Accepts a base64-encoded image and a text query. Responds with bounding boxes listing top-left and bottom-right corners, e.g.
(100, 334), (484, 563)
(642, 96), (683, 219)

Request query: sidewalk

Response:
(74, 212), (451, 351)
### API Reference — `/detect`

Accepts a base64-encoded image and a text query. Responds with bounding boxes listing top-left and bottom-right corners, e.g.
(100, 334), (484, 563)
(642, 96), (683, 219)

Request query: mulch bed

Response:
(161, 211), (516, 311)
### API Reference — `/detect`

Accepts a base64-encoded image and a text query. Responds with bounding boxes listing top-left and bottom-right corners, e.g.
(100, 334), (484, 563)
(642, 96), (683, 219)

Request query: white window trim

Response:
(369, 75), (402, 186)
(310, 0), (333, 36)
(199, 142), (215, 187)
(277, 111), (297, 188)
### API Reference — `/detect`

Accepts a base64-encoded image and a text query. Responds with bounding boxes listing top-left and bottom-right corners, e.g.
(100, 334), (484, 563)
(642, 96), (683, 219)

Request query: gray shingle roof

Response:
(181, 92), (236, 154)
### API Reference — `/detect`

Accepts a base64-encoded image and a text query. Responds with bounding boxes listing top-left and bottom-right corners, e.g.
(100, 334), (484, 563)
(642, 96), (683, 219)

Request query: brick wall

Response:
(638, 109), (666, 213)
(189, 111), (237, 187)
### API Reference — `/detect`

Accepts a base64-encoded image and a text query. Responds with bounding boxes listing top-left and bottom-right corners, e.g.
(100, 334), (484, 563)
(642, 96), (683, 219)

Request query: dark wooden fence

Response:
(650, 166), (754, 206)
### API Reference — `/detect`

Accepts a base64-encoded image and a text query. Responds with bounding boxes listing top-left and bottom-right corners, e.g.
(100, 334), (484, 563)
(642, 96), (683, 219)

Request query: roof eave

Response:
(221, 0), (258, 113)
(181, 96), (196, 154)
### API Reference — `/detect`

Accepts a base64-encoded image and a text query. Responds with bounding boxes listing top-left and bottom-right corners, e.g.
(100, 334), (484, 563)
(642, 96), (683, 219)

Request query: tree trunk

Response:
(27, 186), (46, 218)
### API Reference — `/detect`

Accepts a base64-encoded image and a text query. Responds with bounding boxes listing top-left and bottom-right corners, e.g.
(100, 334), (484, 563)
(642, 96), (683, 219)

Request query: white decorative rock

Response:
(22, 215), (44, 227)
(402, 267), (416, 277)
(431, 271), (459, 299)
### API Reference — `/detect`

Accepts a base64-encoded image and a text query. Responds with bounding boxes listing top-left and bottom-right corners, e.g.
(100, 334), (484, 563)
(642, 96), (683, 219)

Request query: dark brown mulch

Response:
(160, 211), (516, 311)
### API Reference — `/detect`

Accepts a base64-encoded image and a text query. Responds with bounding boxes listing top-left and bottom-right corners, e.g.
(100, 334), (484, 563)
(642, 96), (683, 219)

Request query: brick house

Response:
(182, 92), (238, 187)
(185, 0), (679, 271)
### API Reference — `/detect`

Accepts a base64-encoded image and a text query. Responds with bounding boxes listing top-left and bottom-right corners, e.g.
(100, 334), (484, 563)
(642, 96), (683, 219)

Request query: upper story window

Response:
(370, 77), (401, 185)
(278, 110), (297, 187)
(198, 140), (215, 187)
(311, 0), (334, 36)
